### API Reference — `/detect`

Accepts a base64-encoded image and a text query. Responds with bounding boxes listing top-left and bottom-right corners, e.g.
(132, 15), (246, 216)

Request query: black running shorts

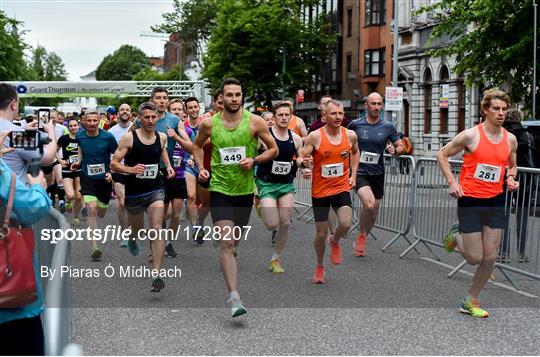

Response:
(311, 191), (352, 222)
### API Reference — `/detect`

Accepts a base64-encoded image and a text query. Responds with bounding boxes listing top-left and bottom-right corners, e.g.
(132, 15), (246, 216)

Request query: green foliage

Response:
(152, 0), (220, 63)
(96, 45), (149, 80)
(202, 0), (335, 103)
(96, 65), (186, 108)
(132, 64), (187, 81)
(0, 11), (30, 80)
(418, 0), (538, 113)
(28, 45), (68, 80)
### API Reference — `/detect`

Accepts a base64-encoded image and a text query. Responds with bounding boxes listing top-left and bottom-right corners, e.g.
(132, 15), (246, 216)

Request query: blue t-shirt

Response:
(348, 117), (399, 176)
(135, 112), (180, 167)
(76, 129), (118, 179)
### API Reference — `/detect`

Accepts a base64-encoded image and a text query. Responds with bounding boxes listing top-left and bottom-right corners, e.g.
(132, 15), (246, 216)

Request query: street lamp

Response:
(533, 0), (537, 119)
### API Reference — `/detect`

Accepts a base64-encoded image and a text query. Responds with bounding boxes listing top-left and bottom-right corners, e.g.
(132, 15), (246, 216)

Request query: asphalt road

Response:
(65, 199), (539, 355)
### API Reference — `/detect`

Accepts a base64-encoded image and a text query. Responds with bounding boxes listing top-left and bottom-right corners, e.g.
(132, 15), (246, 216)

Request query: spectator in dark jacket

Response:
(501, 109), (536, 263)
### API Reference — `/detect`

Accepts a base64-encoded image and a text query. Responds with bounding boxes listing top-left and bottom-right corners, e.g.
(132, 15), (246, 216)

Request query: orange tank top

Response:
(312, 127), (351, 198)
(288, 115), (303, 137)
(460, 124), (509, 198)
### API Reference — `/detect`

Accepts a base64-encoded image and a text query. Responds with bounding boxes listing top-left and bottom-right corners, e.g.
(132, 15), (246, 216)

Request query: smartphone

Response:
(9, 130), (39, 150)
(38, 109), (50, 130)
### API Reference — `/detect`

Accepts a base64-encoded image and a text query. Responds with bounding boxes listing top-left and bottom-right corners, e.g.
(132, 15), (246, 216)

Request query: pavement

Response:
(65, 199), (539, 355)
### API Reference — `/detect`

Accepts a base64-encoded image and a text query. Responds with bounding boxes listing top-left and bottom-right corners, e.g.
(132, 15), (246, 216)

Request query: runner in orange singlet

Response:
(437, 89), (519, 318)
(301, 100), (359, 284)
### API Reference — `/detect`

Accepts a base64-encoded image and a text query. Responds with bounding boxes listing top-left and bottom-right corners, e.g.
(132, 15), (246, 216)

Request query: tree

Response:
(132, 64), (187, 81)
(152, 0), (220, 66)
(418, 0), (538, 114)
(43, 52), (68, 80)
(96, 45), (149, 80)
(28, 45), (68, 80)
(0, 11), (30, 80)
(202, 0), (335, 103)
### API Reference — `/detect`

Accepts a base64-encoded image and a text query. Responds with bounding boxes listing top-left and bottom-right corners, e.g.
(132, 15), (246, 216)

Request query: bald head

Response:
(365, 92), (383, 121)
(118, 103), (132, 123)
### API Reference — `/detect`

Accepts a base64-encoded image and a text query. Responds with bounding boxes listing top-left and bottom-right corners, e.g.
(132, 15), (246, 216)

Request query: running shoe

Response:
(151, 277), (165, 292)
(443, 223), (460, 253)
(58, 200), (66, 214)
(120, 239), (128, 248)
(271, 229), (277, 247)
(71, 217), (81, 226)
(255, 201), (262, 219)
(518, 253), (530, 263)
(66, 200), (73, 213)
(311, 265), (326, 284)
(459, 297), (489, 318)
(353, 233), (366, 257)
(91, 246), (102, 261)
(269, 259), (285, 274)
(228, 296), (247, 318)
(326, 234), (342, 265)
(81, 207), (88, 219)
(128, 240), (140, 256)
(195, 229), (205, 245)
(165, 242), (178, 257)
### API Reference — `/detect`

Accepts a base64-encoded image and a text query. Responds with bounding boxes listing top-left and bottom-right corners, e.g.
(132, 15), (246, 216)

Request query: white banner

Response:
(9, 81), (139, 96)
(385, 87), (403, 111)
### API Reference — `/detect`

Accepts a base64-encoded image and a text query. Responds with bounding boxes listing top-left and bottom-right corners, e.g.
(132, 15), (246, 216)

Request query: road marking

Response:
(420, 257), (539, 299)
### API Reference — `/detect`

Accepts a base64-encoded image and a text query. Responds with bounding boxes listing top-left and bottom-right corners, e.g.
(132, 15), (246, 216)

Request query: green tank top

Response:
(210, 109), (258, 195)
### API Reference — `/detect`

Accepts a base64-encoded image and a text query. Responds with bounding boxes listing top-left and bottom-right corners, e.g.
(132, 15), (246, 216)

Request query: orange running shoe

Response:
(311, 265), (326, 284)
(326, 234), (342, 265)
(354, 233), (366, 257)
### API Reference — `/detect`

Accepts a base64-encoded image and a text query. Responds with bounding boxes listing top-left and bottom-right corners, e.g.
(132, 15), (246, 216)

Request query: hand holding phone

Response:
(38, 109), (50, 130)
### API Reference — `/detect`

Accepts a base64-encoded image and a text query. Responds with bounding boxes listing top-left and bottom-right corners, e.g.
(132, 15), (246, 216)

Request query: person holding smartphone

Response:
(0, 83), (57, 183)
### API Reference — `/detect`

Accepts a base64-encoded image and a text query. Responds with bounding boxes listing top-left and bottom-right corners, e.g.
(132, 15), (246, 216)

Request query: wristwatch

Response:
(252, 157), (259, 166)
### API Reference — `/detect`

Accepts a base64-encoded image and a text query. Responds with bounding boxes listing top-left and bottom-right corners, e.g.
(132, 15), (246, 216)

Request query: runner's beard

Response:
(224, 103), (241, 113)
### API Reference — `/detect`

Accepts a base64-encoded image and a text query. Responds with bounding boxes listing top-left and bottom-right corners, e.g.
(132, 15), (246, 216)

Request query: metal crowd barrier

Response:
(360, 155), (421, 252)
(399, 158), (462, 259)
(294, 170), (314, 222)
(399, 158), (540, 288)
(496, 167), (540, 283)
(292, 154), (540, 288)
(35, 208), (80, 355)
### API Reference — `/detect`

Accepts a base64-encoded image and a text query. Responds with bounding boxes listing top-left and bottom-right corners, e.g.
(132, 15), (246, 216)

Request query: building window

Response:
(439, 65), (449, 134)
(457, 80), (466, 132)
(364, 48), (385, 76)
(346, 53), (352, 74)
(347, 8), (353, 37)
(401, 32), (413, 45)
(423, 68), (432, 134)
(365, 0), (386, 26)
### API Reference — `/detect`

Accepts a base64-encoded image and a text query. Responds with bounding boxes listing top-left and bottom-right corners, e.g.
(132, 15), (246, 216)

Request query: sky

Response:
(1, 0), (176, 80)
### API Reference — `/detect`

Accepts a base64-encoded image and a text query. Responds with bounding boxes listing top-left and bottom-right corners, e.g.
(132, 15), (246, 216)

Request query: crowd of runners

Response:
(0, 79), (519, 319)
